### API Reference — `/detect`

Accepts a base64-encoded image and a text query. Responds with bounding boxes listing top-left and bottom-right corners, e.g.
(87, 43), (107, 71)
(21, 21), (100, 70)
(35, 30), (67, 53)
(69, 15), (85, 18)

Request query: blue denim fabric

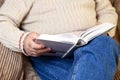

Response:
(30, 35), (120, 80)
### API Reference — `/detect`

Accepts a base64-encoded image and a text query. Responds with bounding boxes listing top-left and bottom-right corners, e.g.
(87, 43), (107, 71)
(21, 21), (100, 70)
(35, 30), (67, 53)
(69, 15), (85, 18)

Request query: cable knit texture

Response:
(0, 0), (118, 52)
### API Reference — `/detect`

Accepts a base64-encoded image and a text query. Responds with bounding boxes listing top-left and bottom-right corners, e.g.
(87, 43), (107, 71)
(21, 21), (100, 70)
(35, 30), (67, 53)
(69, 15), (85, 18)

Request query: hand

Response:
(23, 32), (51, 57)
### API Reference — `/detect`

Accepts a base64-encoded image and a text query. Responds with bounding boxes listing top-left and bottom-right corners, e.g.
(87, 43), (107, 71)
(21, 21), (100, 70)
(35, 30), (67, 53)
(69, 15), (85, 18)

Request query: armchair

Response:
(0, 0), (120, 80)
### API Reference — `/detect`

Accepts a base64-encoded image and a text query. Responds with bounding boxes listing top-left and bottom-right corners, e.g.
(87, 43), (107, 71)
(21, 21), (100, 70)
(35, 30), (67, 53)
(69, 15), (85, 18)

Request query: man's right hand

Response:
(23, 32), (51, 57)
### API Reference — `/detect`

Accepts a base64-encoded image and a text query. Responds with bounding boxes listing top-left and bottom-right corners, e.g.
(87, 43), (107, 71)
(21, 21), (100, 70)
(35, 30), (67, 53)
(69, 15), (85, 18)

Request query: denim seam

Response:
(71, 50), (82, 80)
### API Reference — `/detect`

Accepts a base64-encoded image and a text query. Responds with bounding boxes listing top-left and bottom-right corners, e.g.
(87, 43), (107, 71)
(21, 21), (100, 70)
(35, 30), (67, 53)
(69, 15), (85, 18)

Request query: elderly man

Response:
(0, 0), (120, 80)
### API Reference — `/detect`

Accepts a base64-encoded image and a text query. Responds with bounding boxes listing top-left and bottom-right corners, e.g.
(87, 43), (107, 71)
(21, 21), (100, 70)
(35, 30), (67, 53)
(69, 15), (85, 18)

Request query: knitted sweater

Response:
(0, 0), (118, 52)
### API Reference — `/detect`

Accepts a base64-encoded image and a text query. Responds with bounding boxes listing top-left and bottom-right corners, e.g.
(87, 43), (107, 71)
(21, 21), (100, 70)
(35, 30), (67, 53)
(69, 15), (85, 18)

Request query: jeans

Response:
(30, 35), (120, 80)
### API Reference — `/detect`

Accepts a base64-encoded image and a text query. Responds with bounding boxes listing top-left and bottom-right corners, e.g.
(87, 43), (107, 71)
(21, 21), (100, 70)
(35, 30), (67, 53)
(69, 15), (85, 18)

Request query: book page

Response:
(38, 33), (79, 44)
(78, 23), (115, 45)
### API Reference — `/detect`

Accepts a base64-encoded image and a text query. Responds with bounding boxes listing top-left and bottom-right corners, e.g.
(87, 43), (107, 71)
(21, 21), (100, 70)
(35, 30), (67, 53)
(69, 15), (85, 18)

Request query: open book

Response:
(36, 23), (115, 58)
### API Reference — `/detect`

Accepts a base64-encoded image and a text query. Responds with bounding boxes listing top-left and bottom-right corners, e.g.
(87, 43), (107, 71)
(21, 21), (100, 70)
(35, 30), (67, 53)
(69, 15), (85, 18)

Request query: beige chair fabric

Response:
(112, 0), (120, 45)
(111, 0), (120, 45)
(0, 43), (24, 80)
(110, 0), (120, 80)
(0, 42), (41, 80)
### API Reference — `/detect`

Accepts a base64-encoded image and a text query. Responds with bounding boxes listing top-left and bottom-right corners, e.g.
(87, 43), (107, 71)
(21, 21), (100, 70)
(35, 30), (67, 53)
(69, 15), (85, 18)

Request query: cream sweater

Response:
(0, 0), (118, 52)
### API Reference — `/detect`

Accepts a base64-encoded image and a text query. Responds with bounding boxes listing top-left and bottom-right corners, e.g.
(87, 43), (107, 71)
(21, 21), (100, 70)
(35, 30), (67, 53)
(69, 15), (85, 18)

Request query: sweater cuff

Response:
(19, 32), (31, 56)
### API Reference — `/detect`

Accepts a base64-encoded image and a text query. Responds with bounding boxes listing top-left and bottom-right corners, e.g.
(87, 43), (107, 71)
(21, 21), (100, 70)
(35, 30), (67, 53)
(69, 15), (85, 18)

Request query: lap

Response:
(30, 35), (120, 80)
(30, 56), (73, 80)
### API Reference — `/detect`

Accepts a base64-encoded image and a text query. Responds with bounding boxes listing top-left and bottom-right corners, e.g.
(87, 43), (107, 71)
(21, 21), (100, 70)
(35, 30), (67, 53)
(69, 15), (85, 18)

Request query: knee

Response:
(74, 35), (120, 63)
(89, 35), (119, 47)
(82, 34), (120, 51)
(92, 35), (120, 58)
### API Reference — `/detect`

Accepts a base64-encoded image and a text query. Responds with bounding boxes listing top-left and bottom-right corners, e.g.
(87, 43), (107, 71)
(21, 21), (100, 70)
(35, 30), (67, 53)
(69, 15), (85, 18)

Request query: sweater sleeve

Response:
(0, 0), (34, 52)
(95, 0), (118, 37)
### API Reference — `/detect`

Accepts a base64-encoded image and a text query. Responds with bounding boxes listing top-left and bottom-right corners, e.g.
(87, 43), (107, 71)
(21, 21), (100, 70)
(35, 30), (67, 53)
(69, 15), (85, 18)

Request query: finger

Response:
(30, 41), (46, 50)
(30, 54), (41, 57)
(33, 48), (51, 54)
(27, 52), (39, 57)
(26, 51), (40, 57)
(28, 47), (51, 56)
(29, 47), (46, 53)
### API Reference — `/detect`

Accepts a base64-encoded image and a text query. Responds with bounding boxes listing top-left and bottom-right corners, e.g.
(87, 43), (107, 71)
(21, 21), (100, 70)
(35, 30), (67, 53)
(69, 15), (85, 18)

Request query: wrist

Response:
(19, 32), (31, 56)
